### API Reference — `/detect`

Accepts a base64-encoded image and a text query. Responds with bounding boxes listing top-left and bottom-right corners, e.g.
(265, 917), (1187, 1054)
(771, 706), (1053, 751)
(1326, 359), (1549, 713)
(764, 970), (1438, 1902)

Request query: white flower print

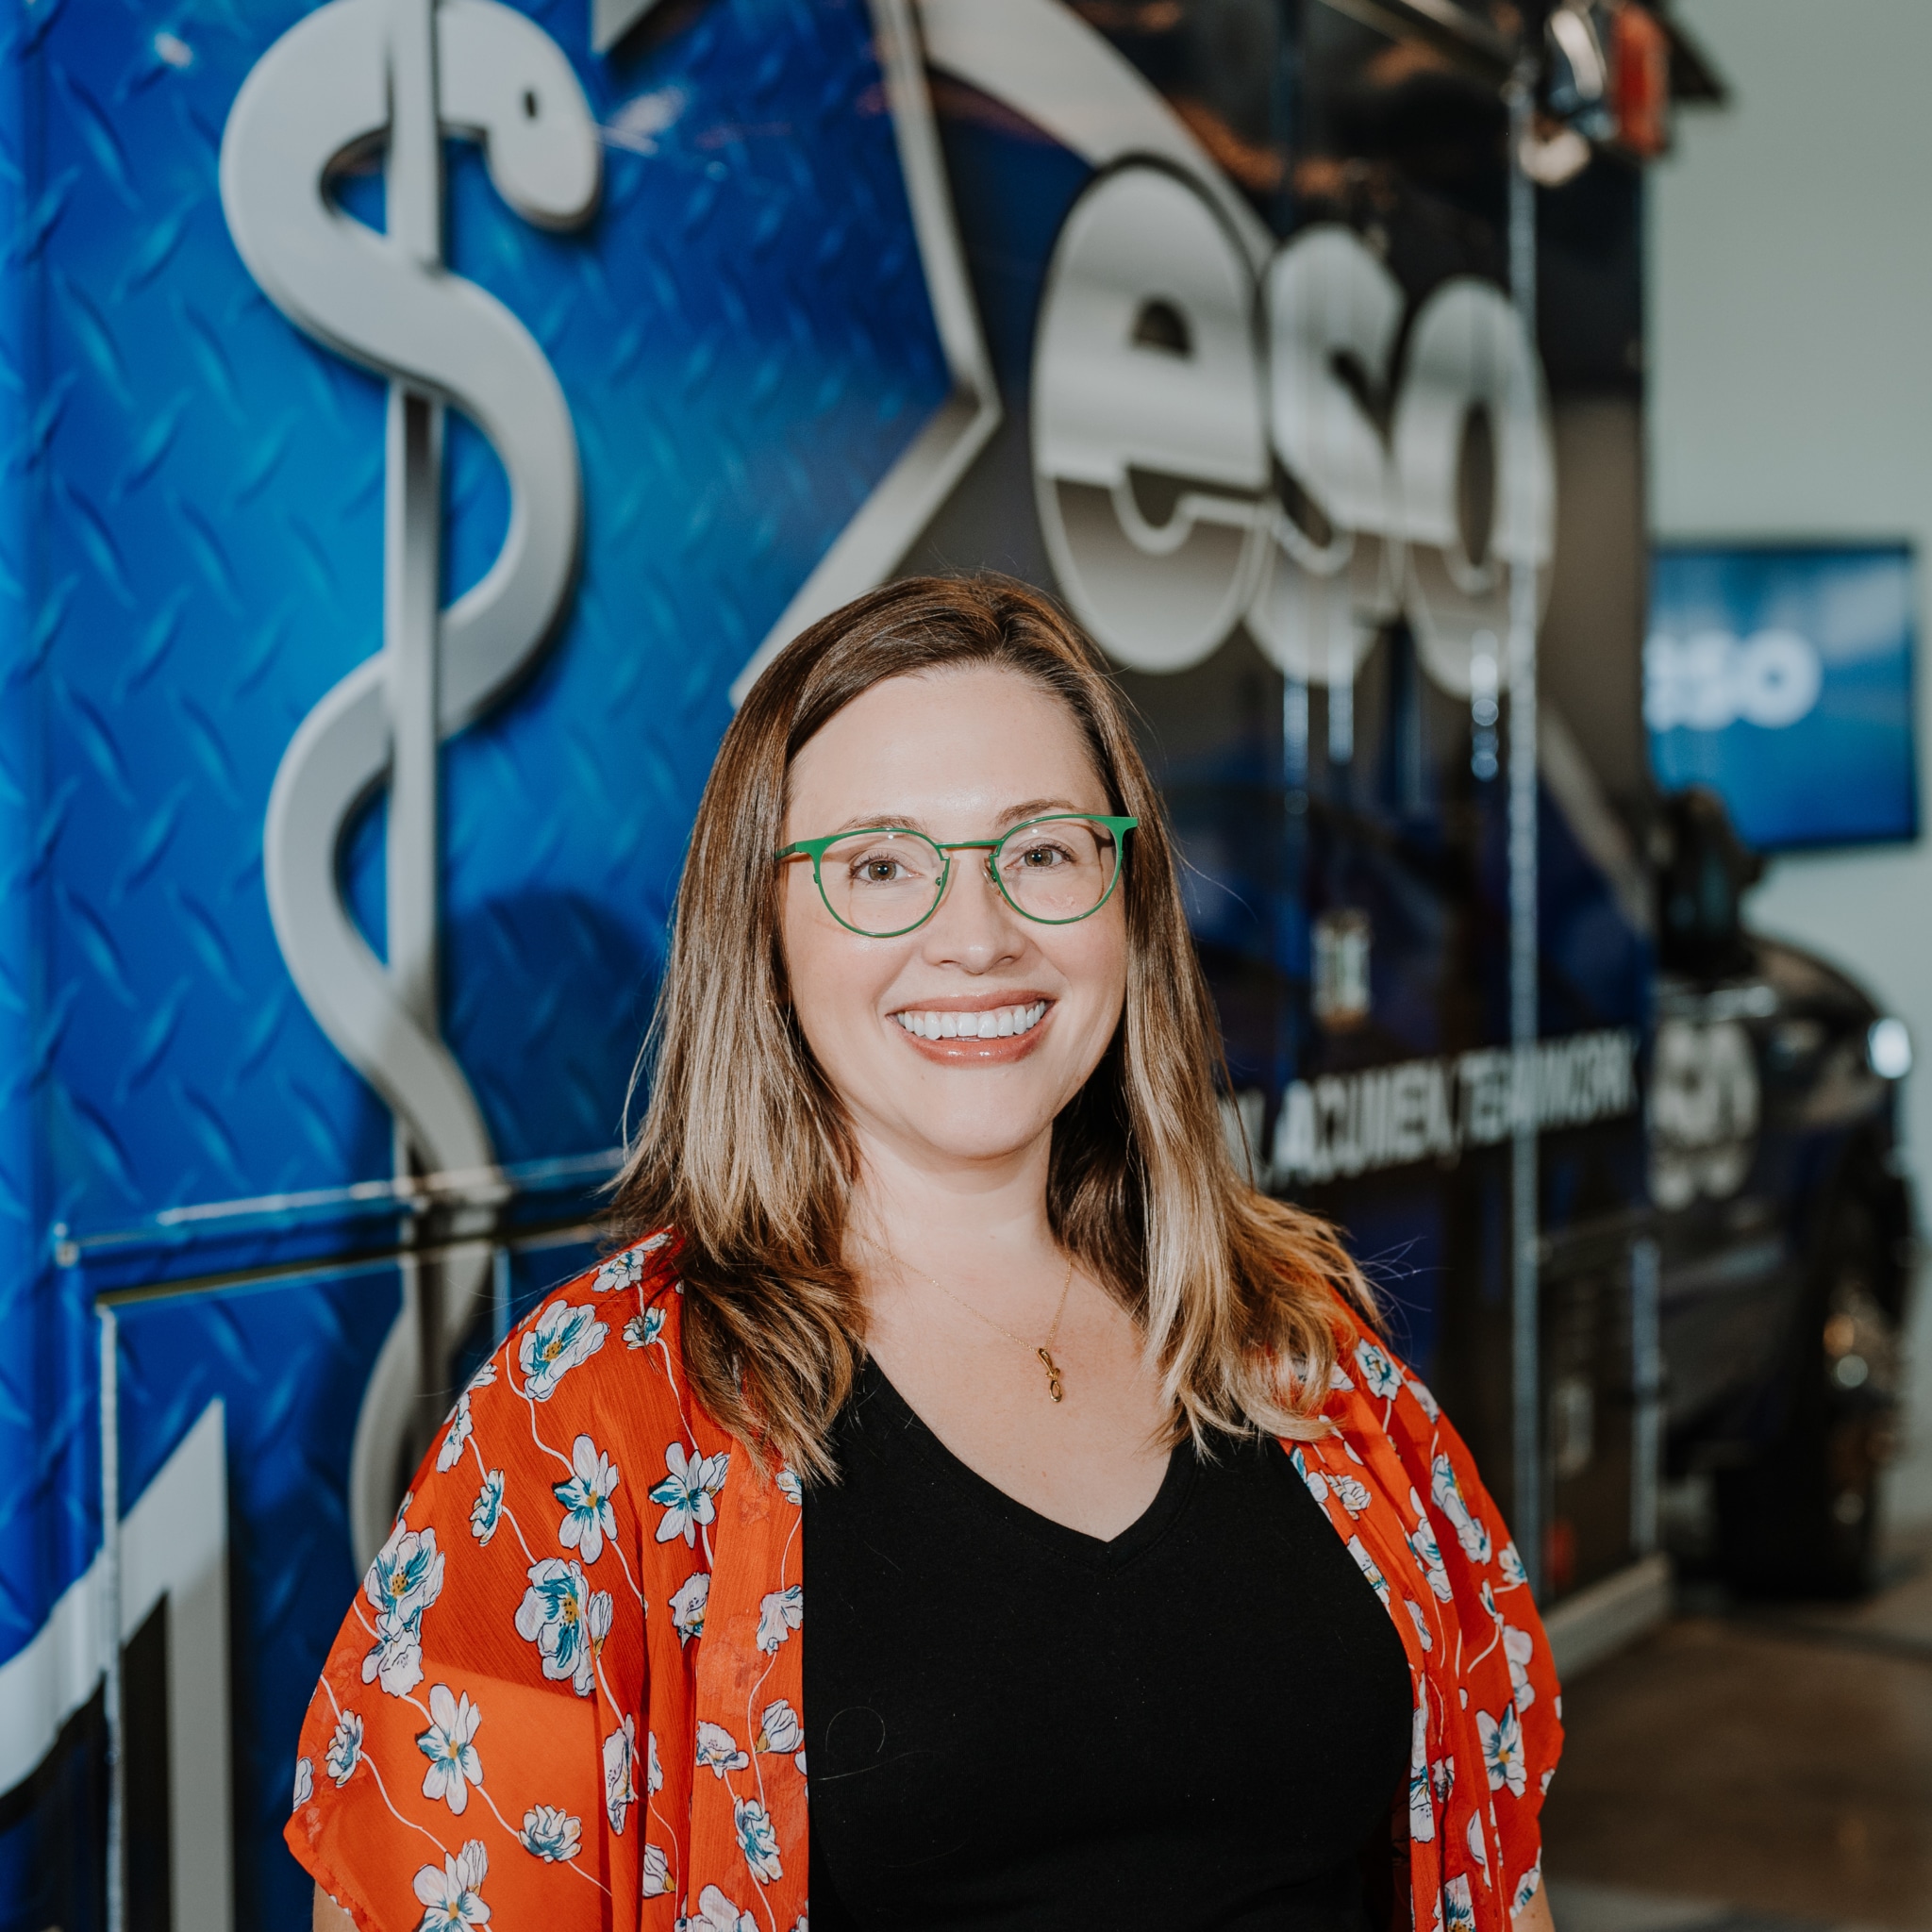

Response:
(695, 1720), (750, 1779)
(1407, 1703), (1435, 1843)
(650, 1442), (729, 1547)
(641, 1841), (672, 1896)
(670, 1571), (709, 1645)
(360, 1520), (444, 1697)
(775, 1466), (803, 1507)
(1406, 1597), (1435, 1653)
(756, 1697), (803, 1754)
(417, 1683), (484, 1816)
(1330, 1473), (1373, 1517)
(1511, 1853), (1543, 1917)
(515, 1557), (612, 1697)
(1431, 1756), (1455, 1805)
(468, 1359), (497, 1392)
(1465, 1810), (1490, 1872)
(794, 1750), (808, 1779)
(1327, 1361), (1355, 1390)
(436, 1391), (474, 1473)
(291, 1757), (312, 1809)
(1406, 1374), (1441, 1421)
(518, 1298), (608, 1401)
(688, 1884), (758, 1932)
(647, 1728), (664, 1794)
(593, 1246), (647, 1295)
(757, 1584), (803, 1655)
(1497, 1540), (1528, 1588)
(1476, 1702), (1527, 1798)
(471, 1470), (505, 1546)
(1430, 1452), (1493, 1564)
(555, 1434), (621, 1563)
(1443, 1874), (1476, 1932)
(1407, 1501), (1454, 1604)
(1540, 1764), (1557, 1796)
(1291, 1447), (1331, 1506)
(734, 1794), (783, 1883)
(605, 1714), (638, 1833)
(413, 1839), (489, 1930)
(1345, 1535), (1391, 1607)
(1503, 1624), (1537, 1711)
(325, 1710), (363, 1786)
(1354, 1336), (1404, 1400)
(625, 1306), (666, 1351)
(521, 1804), (582, 1862)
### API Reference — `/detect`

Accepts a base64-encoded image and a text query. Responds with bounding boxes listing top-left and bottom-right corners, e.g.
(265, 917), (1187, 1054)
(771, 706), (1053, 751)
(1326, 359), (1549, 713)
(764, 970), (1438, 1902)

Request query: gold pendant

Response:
(1038, 1346), (1064, 1403)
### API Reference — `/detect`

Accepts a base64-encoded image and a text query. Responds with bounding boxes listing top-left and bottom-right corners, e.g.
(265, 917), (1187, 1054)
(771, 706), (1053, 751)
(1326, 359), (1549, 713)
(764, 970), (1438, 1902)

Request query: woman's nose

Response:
(922, 854), (1024, 970)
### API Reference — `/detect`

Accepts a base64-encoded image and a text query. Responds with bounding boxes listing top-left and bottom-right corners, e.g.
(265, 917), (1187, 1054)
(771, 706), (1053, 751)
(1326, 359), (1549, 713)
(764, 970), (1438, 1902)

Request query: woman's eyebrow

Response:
(817, 799), (1086, 838)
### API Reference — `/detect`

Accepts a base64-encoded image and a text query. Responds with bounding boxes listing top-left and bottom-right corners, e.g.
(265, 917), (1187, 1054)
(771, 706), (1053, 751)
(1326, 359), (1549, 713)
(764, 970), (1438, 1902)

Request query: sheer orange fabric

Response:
(287, 1236), (1559, 1931)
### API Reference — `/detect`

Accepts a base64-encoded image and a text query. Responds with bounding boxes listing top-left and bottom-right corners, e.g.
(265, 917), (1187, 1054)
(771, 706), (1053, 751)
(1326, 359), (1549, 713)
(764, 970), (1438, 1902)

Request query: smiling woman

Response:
(296, 575), (1560, 1932)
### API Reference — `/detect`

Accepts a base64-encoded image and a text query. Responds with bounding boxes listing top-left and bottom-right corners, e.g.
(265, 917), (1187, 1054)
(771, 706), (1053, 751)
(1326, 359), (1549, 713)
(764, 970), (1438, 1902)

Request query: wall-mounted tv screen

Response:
(1646, 542), (1919, 851)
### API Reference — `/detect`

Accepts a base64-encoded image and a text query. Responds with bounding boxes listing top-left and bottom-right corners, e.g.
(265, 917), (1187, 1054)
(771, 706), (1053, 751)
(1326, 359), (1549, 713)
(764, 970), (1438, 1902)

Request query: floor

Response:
(1541, 1541), (1932, 1931)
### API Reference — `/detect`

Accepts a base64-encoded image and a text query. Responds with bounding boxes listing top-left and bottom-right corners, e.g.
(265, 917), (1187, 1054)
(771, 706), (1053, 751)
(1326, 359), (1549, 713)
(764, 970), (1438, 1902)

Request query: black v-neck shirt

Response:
(802, 1362), (1412, 1931)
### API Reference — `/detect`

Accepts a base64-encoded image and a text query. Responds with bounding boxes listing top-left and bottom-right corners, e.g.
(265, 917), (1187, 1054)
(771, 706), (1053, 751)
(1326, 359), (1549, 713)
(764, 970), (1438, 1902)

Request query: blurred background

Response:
(0, 0), (1927, 1925)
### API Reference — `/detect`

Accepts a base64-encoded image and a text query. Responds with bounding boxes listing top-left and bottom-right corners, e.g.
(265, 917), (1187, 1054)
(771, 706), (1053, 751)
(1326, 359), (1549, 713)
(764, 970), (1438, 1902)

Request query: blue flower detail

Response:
(518, 1299), (608, 1401)
(1442, 1874), (1476, 1932)
(649, 1441), (729, 1547)
(670, 1570), (709, 1645)
(757, 1584), (802, 1655)
(515, 1557), (612, 1697)
(471, 1470), (504, 1546)
(1430, 1451), (1492, 1564)
(1355, 1336), (1404, 1400)
(416, 1683), (484, 1816)
(325, 1710), (363, 1787)
(625, 1306), (666, 1351)
(360, 1518), (444, 1697)
(734, 1794), (783, 1883)
(554, 1434), (621, 1563)
(1476, 1701), (1526, 1797)
(412, 1839), (489, 1928)
(521, 1804), (582, 1862)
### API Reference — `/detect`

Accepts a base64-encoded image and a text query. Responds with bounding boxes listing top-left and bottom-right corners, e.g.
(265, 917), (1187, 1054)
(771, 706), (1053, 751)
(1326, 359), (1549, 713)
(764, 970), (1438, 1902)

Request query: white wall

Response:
(1649, 0), (1932, 1530)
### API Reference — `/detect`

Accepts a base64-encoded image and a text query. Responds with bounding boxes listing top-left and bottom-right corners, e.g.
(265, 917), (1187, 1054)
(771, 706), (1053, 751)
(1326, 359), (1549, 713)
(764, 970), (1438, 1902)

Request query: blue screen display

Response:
(1646, 543), (1920, 850)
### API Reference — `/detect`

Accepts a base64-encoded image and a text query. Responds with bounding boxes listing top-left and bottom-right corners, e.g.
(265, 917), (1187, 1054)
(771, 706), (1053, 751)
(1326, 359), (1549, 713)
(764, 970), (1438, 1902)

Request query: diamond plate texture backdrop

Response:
(0, 0), (950, 1918)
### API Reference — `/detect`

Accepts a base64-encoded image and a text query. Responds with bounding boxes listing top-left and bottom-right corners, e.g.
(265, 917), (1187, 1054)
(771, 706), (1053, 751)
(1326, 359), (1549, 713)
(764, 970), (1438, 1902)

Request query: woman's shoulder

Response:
(489, 1227), (703, 1444)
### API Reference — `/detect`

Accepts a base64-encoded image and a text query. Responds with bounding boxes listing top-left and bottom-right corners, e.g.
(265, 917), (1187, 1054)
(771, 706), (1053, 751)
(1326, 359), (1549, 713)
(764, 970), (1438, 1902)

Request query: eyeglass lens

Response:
(816, 820), (1120, 934)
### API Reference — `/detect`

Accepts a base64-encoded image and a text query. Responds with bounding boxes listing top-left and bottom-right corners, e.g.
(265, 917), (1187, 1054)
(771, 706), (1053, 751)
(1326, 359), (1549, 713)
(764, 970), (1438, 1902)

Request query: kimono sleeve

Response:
(285, 1293), (650, 1930)
(1369, 1338), (1564, 1907)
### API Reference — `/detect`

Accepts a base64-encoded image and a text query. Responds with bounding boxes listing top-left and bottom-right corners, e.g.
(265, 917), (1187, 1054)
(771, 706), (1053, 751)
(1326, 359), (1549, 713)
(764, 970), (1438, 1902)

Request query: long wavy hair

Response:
(608, 574), (1374, 1478)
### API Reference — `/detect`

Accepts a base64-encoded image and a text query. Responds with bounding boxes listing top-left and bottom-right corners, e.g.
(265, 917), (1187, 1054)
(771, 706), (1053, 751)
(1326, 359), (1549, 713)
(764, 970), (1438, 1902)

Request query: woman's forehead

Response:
(786, 665), (1105, 821)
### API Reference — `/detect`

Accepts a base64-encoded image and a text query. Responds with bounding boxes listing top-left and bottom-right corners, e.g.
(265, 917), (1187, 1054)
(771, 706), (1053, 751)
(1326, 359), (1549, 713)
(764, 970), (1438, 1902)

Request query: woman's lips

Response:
(887, 998), (1054, 1064)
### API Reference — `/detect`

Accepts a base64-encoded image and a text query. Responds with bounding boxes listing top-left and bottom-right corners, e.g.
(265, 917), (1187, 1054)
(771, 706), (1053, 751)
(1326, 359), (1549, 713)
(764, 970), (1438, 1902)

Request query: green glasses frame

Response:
(775, 812), (1141, 939)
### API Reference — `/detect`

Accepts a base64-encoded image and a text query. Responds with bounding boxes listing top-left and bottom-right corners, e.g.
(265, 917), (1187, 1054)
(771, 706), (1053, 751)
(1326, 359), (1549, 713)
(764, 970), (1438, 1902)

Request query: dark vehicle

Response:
(1652, 788), (1914, 1595)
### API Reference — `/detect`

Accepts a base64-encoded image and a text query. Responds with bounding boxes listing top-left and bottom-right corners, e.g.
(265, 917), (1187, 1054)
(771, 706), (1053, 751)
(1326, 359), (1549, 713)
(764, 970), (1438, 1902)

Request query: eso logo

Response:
(1031, 163), (1556, 698)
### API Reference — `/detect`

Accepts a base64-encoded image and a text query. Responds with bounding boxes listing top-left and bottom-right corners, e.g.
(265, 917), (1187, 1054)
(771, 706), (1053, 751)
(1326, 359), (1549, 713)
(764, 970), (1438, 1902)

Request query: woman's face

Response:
(780, 665), (1130, 1175)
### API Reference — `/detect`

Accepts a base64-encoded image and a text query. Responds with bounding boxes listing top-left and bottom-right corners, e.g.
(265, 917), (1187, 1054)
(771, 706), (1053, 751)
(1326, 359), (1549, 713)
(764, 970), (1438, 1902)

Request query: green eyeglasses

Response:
(776, 813), (1140, 938)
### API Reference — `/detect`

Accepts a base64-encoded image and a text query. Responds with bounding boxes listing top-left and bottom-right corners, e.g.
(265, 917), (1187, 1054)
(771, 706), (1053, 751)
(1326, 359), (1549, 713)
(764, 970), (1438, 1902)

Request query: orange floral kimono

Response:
(288, 1234), (1561, 1931)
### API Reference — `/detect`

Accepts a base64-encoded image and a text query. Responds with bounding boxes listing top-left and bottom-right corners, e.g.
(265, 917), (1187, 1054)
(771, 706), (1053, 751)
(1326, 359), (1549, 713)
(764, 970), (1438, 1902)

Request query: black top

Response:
(802, 1362), (1413, 1932)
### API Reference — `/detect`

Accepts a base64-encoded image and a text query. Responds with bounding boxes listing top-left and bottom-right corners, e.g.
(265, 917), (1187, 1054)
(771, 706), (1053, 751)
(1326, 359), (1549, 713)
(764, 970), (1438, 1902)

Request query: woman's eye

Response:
(1014, 842), (1067, 869)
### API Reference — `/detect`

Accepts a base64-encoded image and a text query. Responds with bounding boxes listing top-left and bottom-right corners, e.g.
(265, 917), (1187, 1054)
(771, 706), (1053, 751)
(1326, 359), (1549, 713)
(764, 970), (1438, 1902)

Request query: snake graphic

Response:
(220, 0), (599, 1562)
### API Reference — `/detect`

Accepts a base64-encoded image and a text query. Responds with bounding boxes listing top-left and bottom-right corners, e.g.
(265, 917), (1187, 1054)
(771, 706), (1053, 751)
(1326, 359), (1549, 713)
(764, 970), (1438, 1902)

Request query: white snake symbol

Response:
(220, 0), (600, 1562)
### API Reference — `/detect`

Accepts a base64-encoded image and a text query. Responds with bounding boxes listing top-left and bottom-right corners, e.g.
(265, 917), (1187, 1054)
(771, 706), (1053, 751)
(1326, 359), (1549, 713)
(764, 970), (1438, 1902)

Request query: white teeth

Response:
(893, 1001), (1048, 1041)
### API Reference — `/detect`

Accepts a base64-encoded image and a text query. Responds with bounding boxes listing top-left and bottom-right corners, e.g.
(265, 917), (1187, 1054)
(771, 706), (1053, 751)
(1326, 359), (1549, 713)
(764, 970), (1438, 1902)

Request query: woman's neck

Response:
(846, 1126), (1062, 1290)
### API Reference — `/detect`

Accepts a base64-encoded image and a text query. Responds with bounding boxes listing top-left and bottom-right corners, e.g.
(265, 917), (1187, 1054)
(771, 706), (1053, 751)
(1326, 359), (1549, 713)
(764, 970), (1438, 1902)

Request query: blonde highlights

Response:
(609, 574), (1374, 1478)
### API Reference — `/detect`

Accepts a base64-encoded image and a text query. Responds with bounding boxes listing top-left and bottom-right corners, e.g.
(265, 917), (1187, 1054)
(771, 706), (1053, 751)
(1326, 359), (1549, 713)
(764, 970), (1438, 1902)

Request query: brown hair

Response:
(608, 573), (1374, 1478)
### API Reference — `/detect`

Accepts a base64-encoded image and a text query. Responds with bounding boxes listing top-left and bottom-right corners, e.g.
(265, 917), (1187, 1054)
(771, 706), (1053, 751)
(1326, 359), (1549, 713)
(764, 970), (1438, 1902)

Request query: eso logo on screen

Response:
(1030, 164), (1556, 697)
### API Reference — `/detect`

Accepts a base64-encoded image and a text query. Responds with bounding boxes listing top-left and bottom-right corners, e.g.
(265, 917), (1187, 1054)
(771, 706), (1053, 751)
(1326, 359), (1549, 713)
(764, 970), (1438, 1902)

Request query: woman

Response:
(294, 575), (1560, 1932)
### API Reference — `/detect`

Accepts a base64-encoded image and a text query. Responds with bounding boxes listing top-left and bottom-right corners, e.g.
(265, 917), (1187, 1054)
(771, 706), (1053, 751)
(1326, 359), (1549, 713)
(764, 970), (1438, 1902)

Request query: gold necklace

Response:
(878, 1242), (1077, 1403)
